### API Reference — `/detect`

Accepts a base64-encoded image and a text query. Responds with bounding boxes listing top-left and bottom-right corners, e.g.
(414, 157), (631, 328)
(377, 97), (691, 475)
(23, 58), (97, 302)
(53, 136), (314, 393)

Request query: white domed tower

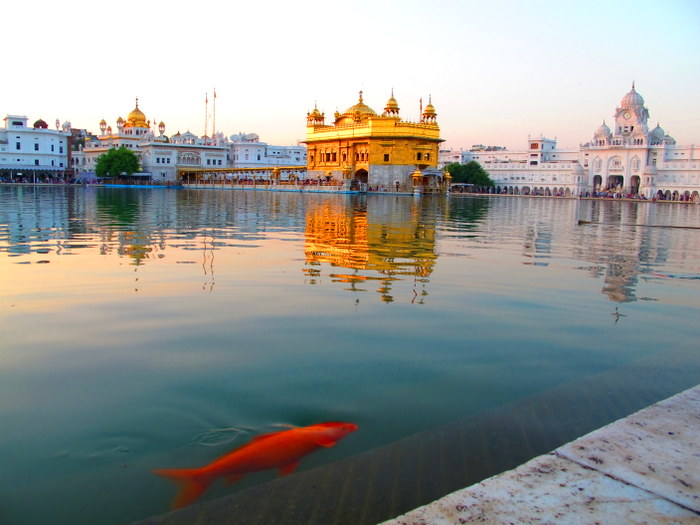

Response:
(593, 121), (612, 146)
(613, 82), (650, 141)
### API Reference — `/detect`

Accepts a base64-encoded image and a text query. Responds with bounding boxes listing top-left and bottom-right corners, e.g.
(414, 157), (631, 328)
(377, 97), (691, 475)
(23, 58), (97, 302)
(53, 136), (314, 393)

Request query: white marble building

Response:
(81, 99), (228, 182)
(79, 100), (306, 182)
(0, 115), (70, 180)
(229, 133), (306, 168)
(443, 85), (700, 200)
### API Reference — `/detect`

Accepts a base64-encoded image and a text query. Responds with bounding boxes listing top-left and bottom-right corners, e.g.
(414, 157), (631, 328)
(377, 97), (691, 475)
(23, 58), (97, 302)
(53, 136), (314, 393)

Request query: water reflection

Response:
(1, 187), (698, 307)
(572, 200), (700, 303)
(1, 186), (699, 525)
(303, 197), (444, 302)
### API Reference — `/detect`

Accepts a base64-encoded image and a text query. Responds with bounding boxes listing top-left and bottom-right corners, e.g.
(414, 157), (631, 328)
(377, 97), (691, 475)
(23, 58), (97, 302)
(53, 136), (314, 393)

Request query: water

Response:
(1, 186), (699, 524)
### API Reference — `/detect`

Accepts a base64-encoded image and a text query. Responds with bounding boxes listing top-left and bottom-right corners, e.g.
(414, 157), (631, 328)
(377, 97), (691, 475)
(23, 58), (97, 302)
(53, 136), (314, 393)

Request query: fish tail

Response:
(152, 468), (213, 509)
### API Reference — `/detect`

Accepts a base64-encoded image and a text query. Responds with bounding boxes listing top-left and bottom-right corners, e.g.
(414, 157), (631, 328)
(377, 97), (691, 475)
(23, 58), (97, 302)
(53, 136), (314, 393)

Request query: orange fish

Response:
(153, 421), (358, 509)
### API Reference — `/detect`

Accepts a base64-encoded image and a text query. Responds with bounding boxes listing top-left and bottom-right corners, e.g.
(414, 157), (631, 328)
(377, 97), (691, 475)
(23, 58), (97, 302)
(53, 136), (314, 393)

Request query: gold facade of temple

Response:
(304, 91), (445, 192)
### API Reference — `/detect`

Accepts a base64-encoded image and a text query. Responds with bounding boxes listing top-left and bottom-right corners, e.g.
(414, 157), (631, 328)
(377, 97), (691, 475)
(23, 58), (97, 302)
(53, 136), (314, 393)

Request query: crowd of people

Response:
(0, 176), (100, 184)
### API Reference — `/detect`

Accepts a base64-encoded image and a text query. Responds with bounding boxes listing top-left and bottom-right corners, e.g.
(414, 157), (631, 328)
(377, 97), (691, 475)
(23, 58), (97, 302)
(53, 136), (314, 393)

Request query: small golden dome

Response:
(345, 90), (376, 116)
(385, 89), (399, 111)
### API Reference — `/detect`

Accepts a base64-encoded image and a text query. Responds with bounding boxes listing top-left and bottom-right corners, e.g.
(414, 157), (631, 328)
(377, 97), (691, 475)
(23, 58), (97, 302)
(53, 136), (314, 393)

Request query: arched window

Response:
(608, 156), (623, 171)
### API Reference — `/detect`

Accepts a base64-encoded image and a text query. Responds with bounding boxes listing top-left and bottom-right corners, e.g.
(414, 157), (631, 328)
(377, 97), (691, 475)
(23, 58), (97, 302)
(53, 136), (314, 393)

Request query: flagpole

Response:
(213, 88), (217, 145)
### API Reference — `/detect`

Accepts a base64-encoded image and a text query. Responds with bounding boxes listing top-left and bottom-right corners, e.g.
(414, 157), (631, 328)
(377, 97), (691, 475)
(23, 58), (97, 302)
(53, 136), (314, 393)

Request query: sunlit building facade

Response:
(304, 91), (445, 191)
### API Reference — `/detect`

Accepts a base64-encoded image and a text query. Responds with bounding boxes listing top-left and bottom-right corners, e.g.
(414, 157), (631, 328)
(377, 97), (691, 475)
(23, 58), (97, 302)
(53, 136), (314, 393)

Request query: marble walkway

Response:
(381, 385), (700, 524)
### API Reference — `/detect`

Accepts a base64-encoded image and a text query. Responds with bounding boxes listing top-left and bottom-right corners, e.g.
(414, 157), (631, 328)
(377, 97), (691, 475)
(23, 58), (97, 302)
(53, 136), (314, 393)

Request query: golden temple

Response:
(304, 91), (447, 192)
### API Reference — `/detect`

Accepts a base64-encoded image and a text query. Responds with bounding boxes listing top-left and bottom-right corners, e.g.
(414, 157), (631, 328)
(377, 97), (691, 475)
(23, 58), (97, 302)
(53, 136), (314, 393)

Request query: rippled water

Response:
(1, 186), (699, 524)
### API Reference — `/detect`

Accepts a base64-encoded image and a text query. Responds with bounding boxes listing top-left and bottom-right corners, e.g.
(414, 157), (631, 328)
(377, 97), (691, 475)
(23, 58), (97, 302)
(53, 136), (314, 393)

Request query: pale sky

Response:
(5, 0), (699, 150)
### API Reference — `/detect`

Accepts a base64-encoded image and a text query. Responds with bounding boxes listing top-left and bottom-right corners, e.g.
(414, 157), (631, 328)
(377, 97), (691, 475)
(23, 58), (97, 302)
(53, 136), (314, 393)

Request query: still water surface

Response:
(1, 186), (699, 524)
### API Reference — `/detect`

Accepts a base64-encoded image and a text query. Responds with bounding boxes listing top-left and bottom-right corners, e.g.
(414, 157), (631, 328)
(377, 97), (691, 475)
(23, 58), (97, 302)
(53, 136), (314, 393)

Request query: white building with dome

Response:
(81, 98), (228, 181)
(443, 84), (699, 201)
(80, 99), (305, 182)
(0, 115), (71, 181)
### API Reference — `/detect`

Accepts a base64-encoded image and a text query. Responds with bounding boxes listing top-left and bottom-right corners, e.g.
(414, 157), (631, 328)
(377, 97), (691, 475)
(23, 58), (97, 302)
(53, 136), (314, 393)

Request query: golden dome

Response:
(345, 91), (376, 116)
(126, 97), (147, 126)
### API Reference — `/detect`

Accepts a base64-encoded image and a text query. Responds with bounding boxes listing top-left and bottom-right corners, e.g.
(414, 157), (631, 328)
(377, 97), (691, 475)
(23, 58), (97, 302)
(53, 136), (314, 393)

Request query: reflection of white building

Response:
(0, 115), (70, 180)
(81, 100), (306, 182)
(443, 84), (700, 200)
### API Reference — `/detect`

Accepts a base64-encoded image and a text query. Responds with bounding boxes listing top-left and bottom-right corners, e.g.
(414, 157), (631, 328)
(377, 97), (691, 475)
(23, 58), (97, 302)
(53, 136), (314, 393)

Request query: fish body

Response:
(153, 421), (357, 508)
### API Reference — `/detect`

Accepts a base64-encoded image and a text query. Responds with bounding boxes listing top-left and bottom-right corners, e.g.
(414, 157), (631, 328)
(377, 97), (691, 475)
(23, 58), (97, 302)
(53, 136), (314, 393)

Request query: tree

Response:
(446, 161), (494, 187)
(462, 160), (494, 187)
(95, 147), (141, 178)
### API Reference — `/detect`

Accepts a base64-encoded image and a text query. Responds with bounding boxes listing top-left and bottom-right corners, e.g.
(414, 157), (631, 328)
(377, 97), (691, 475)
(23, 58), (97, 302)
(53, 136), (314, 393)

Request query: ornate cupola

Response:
(593, 120), (612, 145)
(307, 103), (325, 126)
(383, 89), (400, 117)
(99, 118), (107, 135)
(421, 95), (437, 124)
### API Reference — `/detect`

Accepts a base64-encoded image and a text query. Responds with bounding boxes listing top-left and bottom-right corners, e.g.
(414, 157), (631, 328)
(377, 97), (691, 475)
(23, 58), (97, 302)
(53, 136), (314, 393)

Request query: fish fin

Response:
(152, 468), (211, 509)
(316, 437), (337, 448)
(226, 473), (245, 484)
(278, 461), (300, 476)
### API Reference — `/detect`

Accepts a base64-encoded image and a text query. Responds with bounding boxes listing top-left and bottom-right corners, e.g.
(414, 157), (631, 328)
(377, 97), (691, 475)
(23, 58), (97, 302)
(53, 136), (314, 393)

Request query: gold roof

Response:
(126, 97), (147, 127)
(345, 91), (376, 116)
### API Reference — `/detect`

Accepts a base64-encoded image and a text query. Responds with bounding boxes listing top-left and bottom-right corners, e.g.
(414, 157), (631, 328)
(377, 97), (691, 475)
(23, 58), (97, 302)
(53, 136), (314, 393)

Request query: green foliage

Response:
(446, 161), (494, 186)
(96, 189), (139, 226)
(95, 147), (141, 178)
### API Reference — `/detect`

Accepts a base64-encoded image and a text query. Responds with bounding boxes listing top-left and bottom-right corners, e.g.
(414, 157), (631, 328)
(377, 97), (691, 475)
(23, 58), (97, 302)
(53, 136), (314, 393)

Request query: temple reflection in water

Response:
(2, 187), (698, 306)
(303, 197), (440, 303)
